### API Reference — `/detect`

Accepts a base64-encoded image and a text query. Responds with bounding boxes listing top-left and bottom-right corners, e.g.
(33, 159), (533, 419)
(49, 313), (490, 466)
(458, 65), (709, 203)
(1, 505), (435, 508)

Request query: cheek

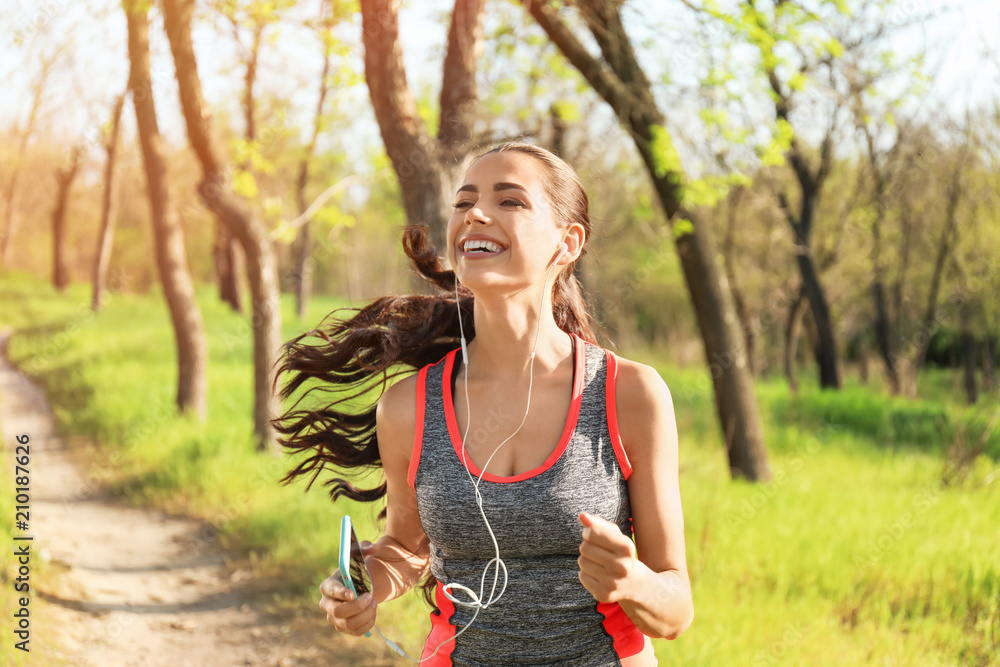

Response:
(447, 214), (465, 236)
(446, 222), (463, 265)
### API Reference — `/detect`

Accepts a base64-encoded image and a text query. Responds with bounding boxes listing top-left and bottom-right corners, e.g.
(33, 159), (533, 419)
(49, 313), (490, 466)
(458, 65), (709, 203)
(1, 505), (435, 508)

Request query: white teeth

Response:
(463, 239), (503, 253)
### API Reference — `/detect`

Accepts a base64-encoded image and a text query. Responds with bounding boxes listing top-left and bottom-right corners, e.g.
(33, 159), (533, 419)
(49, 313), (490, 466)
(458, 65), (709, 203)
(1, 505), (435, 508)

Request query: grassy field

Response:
(1, 268), (998, 666)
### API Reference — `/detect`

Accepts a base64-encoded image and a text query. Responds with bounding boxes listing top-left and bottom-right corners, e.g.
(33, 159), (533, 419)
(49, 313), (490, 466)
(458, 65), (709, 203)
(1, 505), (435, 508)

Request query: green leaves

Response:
(825, 0), (852, 16)
(232, 138), (275, 175)
(649, 124), (683, 179)
(270, 205), (354, 247)
(672, 218), (695, 239)
(680, 177), (728, 210)
(313, 204), (355, 230)
(233, 171), (258, 198)
(757, 118), (795, 167)
(550, 99), (580, 122)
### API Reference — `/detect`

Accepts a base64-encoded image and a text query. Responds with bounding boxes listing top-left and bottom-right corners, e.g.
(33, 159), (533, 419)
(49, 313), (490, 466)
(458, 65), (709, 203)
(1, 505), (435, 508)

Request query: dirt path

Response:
(0, 328), (391, 666)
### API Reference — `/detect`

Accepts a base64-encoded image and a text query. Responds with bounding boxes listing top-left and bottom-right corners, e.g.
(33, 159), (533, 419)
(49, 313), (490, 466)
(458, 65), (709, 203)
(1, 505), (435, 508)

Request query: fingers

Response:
(329, 592), (376, 632)
(319, 571), (350, 601)
(577, 513), (639, 605)
(579, 539), (632, 575)
(577, 549), (635, 604)
(579, 513), (635, 559)
(318, 570), (378, 636)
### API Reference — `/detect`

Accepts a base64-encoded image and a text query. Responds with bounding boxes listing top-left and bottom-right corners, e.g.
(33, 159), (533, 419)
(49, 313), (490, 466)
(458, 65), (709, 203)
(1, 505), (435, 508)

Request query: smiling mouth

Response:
(460, 239), (506, 255)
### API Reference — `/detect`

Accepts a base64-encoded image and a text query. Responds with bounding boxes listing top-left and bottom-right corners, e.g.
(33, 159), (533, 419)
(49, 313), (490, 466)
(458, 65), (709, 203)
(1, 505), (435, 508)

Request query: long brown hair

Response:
(271, 143), (598, 607)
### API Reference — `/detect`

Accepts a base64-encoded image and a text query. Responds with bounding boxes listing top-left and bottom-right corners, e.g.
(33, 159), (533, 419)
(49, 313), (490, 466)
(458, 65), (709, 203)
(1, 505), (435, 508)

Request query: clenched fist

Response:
(577, 512), (639, 605)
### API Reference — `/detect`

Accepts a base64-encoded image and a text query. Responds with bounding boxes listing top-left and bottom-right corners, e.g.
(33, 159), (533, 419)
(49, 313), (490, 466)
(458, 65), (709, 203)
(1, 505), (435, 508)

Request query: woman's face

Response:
(447, 151), (567, 292)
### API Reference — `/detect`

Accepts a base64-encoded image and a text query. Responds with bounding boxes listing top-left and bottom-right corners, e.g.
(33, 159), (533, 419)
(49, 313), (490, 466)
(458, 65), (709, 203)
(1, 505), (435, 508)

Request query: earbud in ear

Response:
(557, 242), (569, 261)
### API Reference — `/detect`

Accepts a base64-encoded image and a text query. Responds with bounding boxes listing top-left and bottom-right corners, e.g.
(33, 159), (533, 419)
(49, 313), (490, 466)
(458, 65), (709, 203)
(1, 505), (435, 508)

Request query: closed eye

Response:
(452, 199), (524, 209)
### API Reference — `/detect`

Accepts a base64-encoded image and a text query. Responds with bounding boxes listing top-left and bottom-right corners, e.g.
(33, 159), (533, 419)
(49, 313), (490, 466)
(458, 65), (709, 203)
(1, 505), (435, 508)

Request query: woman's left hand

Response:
(577, 511), (640, 604)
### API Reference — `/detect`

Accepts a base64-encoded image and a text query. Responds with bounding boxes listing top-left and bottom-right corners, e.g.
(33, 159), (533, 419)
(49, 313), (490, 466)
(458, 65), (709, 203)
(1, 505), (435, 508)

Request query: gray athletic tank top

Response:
(407, 331), (655, 666)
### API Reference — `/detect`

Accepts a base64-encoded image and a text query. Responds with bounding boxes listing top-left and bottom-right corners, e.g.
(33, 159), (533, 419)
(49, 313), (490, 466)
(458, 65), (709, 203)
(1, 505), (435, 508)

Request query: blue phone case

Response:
(339, 515), (372, 638)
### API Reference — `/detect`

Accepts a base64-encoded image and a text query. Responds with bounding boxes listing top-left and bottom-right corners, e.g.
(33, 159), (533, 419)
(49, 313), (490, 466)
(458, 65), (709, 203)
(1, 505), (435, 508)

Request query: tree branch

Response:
(359, 0), (439, 180)
(521, 1), (643, 129)
(438, 0), (485, 158)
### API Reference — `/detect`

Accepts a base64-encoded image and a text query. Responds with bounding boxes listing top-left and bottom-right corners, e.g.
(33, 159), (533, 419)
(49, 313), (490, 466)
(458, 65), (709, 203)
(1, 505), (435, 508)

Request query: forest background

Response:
(1, 0), (999, 665)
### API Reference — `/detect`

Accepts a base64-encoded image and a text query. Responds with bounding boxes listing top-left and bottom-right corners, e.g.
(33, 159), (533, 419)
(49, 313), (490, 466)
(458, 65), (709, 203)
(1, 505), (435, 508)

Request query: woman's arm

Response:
(365, 373), (432, 605)
(577, 358), (693, 639)
(616, 359), (693, 638)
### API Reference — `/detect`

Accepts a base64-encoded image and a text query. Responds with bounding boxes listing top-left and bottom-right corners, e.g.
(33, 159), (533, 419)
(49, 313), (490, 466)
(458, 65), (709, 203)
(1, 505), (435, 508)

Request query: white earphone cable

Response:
(379, 241), (567, 662)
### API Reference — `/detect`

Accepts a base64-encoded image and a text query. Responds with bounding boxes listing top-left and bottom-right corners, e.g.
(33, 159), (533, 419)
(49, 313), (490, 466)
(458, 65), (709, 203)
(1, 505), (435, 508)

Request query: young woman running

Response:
(276, 143), (693, 666)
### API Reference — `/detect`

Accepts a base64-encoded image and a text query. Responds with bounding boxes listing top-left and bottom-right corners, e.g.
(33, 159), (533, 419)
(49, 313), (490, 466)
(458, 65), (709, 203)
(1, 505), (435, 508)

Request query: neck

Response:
(462, 284), (572, 384)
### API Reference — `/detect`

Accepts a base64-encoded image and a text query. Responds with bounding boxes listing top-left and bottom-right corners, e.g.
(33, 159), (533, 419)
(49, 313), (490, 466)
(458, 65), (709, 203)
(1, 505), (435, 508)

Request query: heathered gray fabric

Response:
(413, 333), (637, 666)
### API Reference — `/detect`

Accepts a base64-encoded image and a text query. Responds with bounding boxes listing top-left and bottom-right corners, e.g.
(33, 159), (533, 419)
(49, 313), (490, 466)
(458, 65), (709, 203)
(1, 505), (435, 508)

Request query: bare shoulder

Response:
(375, 371), (419, 465)
(613, 355), (672, 412)
(610, 354), (676, 457)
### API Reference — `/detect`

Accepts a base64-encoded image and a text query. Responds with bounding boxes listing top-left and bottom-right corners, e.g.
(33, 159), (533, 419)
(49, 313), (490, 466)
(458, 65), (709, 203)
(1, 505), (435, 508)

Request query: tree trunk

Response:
(292, 169), (313, 319)
(795, 247), (840, 388)
(125, 0), (208, 419)
(345, 223), (362, 303)
(359, 0), (485, 284)
(293, 15), (333, 321)
(214, 225), (243, 312)
(243, 23), (263, 148)
(869, 181), (900, 394)
(984, 332), (997, 393)
(162, 0), (282, 453)
(872, 279), (899, 394)
(92, 92), (127, 313)
(907, 153), (964, 395)
(723, 185), (756, 375)
(784, 284), (807, 394)
(891, 196), (913, 352)
(760, 0), (841, 391)
(667, 188), (769, 480)
(1, 52), (59, 267)
(526, 0), (771, 481)
(52, 146), (83, 293)
(961, 301), (977, 405)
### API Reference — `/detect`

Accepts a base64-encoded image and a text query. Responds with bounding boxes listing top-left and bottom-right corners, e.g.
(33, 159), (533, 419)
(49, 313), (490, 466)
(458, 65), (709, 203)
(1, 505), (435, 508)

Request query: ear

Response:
(560, 223), (586, 265)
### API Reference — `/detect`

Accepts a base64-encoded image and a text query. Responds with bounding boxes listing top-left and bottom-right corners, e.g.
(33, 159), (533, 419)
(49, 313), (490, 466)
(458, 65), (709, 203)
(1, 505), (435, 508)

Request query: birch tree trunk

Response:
(52, 146), (83, 293)
(359, 0), (485, 291)
(161, 0), (282, 452)
(92, 92), (127, 313)
(125, 0), (208, 419)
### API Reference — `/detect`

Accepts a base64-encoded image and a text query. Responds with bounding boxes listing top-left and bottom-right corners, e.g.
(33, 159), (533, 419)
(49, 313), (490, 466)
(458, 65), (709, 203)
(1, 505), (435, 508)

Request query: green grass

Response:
(1, 268), (998, 666)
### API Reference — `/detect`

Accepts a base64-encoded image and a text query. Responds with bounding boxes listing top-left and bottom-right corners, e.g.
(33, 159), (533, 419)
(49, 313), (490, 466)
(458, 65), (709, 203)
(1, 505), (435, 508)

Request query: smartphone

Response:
(339, 515), (373, 638)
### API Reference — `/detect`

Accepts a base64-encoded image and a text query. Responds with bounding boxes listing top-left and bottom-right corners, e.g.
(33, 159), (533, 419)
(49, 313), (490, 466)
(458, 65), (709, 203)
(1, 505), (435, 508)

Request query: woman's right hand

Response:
(318, 569), (378, 636)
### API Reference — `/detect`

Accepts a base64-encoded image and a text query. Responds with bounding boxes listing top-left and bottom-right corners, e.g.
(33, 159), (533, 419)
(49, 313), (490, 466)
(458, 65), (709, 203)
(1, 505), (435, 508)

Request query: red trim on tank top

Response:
(442, 331), (585, 483)
(596, 600), (650, 661)
(420, 580), (457, 665)
(604, 350), (634, 480)
(406, 364), (430, 489)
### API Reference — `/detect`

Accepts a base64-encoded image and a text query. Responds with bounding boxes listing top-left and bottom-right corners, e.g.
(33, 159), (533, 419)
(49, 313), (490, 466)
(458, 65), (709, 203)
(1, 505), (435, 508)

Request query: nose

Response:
(464, 204), (489, 225)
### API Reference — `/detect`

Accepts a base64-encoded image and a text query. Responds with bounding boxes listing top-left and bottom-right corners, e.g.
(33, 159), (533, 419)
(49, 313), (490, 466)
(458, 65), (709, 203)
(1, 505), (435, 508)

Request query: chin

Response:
(456, 273), (532, 297)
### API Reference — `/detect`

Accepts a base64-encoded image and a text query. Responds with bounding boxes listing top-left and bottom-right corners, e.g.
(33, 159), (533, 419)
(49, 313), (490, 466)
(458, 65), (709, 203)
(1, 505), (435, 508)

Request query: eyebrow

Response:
(455, 182), (528, 195)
